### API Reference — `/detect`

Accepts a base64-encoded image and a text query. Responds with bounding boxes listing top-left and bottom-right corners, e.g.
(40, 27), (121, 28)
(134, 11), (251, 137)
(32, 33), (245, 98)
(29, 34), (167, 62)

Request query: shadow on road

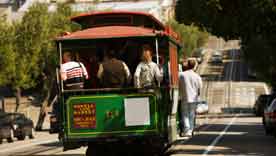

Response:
(166, 116), (276, 156)
(8, 141), (64, 156)
(197, 113), (256, 119)
(39, 141), (62, 147)
(221, 107), (254, 114)
(25, 155), (83, 156)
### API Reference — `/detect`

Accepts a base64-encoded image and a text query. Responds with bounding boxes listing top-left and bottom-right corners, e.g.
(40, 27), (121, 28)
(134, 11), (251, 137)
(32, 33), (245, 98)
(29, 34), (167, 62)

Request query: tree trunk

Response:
(15, 87), (21, 112)
(35, 88), (51, 131)
(35, 77), (55, 131)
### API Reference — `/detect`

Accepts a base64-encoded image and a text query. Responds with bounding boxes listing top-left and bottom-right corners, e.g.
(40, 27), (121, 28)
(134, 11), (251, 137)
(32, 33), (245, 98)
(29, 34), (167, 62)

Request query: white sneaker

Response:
(180, 130), (193, 137)
(185, 130), (193, 137)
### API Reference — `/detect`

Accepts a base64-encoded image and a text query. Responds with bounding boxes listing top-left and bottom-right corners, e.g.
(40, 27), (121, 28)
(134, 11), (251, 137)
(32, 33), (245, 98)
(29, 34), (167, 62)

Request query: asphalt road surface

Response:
(169, 114), (276, 156)
(1, 115), (276, 156)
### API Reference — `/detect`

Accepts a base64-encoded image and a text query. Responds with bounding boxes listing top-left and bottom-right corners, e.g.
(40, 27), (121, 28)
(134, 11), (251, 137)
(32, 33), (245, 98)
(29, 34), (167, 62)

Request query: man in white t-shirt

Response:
(179, 59), (202, 137)
(60, 52), (88, 89)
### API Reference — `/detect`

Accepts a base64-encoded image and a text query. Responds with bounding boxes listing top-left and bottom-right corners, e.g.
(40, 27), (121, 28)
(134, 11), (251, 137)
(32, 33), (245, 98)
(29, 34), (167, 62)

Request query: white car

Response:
(211, 52), (223, 63)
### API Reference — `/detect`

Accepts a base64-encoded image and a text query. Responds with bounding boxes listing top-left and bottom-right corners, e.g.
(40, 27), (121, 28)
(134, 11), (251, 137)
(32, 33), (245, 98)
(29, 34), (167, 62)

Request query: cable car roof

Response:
(56, 26), (158, 41)
(71, 11), (166, 31)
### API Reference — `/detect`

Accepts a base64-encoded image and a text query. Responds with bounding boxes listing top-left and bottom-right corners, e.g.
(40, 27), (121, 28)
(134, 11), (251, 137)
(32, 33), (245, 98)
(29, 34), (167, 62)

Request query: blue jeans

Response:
(180, 101), (197, 132)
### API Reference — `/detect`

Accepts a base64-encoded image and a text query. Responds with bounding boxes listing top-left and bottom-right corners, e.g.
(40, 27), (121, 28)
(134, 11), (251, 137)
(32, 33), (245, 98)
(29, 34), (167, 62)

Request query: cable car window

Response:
(91, 16), (132, 27)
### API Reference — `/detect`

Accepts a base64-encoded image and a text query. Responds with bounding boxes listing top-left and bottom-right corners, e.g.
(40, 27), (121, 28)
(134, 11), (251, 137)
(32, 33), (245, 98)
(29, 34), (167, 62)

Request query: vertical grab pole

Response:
(155, 38), (160, 87)
(155, 38), (159, 65)
(58, 42), (64, 92)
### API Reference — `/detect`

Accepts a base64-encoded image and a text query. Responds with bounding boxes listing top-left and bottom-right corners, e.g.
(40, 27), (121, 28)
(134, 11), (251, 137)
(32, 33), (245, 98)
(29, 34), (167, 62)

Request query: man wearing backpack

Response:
(134, 44), (163, 89)
(60, 52), (88, 89)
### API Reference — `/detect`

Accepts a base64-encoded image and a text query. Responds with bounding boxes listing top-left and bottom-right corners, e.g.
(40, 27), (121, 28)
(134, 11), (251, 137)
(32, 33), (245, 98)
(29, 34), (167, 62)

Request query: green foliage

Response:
(175, 0), (276, 85)
(175, 0), (244, 39)
(0, 17), (16, 87)
(0, 2), (77, 93)
(14, 3), (50, 89)
(167, 19), (209, 57)
(242, 37), (276, 84)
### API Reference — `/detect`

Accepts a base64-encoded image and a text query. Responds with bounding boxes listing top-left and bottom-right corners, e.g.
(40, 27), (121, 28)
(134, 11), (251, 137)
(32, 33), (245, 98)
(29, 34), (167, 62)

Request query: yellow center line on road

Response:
(202, 114), (239, 156)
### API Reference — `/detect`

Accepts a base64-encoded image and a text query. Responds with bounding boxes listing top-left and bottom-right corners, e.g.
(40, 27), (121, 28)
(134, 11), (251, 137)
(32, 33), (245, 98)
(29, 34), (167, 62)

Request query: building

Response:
(0, 0), (176, 23)
(48, 0), (176, 22)
(70, 0), (176, 22)
(0, 0), (12, 23)
(0, 0), (42, 22)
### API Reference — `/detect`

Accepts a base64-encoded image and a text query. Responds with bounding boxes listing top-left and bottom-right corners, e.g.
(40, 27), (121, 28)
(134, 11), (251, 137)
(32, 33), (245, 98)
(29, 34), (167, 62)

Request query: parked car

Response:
(263, 98), (276, 135)
(10, 113), (34, 140)
(211, 51), (223, 64)
(254, 94), (273, 116)
(0, 112), (34, 143)
(0, 113), (14, 144)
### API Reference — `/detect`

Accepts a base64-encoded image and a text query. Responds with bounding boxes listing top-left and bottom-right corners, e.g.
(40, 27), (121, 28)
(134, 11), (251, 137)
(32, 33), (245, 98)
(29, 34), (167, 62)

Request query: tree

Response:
(0, 4), (54, 111)
(167, 19), (209, 57)
(0, 2), (79, 125)
(175, 0), (276, 85)
(0, 17), (31, 111)
(12, 3), (52, 111)
(0, 17), (16, 88)
(30, 2), (79, 130)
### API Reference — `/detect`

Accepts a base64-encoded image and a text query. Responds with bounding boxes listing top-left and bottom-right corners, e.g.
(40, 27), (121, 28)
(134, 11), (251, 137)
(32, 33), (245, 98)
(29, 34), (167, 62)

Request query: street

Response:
(2, 115), (276, 156)
(0, 0), (274, 155)
(1, 42), (276, 156)
(167, 42), (276, 156)
(169, 115), (276, 156)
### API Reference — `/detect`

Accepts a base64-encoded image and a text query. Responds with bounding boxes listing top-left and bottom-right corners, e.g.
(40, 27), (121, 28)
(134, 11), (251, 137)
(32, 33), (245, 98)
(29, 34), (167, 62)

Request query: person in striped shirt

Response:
(61, 52), (88, 89)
